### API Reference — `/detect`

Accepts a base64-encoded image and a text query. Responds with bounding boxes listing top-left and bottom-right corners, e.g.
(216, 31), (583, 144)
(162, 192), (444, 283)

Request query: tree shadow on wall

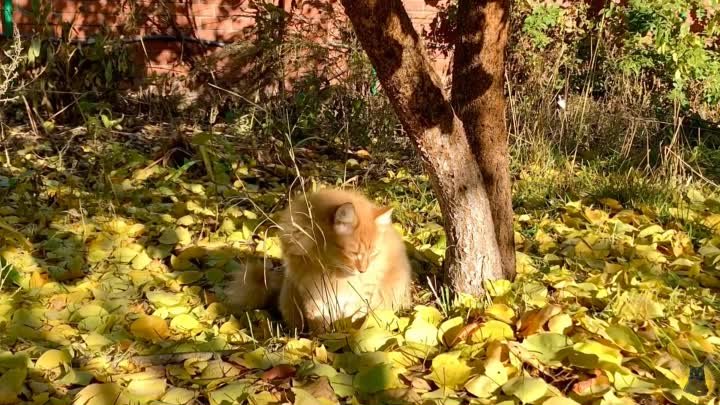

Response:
(9, 0), (356, 122)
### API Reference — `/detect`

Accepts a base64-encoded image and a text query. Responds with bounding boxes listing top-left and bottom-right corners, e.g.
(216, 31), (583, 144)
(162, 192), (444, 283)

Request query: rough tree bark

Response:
(452, 0), (516, 279)
(340, 0), (504, 293)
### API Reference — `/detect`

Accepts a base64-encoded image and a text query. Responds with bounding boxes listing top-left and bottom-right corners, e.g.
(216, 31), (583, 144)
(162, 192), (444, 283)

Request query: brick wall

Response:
(8, 0), (449, 79)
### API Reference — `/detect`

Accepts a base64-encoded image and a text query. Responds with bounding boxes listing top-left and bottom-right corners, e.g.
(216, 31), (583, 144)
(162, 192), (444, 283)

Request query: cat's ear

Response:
(374, 207), (393, 226)
(333, 202), (357, 235)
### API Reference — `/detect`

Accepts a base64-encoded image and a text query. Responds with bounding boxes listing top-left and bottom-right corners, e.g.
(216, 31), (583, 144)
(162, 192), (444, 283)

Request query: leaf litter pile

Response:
(0, 126), (719, 405)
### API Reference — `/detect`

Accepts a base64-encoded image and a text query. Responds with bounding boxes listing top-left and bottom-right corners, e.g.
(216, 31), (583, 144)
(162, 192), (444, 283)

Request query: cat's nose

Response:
(353, 260), (366, 273)
(355, 256), (369, 273)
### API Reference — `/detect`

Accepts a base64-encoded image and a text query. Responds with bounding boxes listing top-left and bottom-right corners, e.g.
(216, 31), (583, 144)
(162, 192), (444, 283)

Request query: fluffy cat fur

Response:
(227, 188), (412, 332)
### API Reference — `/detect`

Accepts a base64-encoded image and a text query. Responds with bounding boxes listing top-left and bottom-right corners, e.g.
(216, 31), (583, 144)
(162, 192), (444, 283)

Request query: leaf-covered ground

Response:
(0, 125), (719, 405)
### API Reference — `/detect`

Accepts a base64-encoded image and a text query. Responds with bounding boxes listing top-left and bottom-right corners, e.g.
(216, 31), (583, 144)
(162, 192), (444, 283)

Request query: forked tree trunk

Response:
(452, 0), (516, 279)
(340, 0), (504, 293)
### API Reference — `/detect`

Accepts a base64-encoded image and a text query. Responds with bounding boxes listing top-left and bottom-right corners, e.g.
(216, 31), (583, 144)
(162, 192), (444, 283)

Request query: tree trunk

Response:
(451, 0), (516, 279)
(340, 0), (504, 294)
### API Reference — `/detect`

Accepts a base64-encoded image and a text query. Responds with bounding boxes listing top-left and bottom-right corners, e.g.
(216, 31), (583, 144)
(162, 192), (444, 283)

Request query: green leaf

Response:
(486, 303), (516, 324)
(428, 352), (473, 389)
(131, 315), (170, 342)
(57, 368), (94, 386)
(542, 396), (581, 405)
(131, 251), (153, 270)
(76, 304), (109, 319)
(599, 391), (639, 405)
(612, 371), (657, 393)
(613, 293), (665, 321)
(147, 291), (182, 307)
(404, 318), (439, 346)
(465, 359), (508, 398)
(547, 313), (573, 334)
(206, 268), (226, 284)
(353, 363), (404, 394)
(349, 327), (395, 353)
(466, 374), (502, 399)
(0, 352), (29, 370)
(200, 360), (240, 381)
(361, 309), (401, 331)
(113, 247), (139, 263)
(176, 271), (203, 284)
(82, 332), (113, 351)
(569, 340), (623, 369)
(299, 363), (338, 379)
(176, 227), (192, 245)
(0, 368), (27, 403)
(421, 387), (463, 405)
(35, 349), (72, 373)
(127, 378), (167, 403)
(177, 215), (195, 226)
(292, 387), (338, 405)
(472, 320), (515, 342)
(605, 325), (644, 354)
(230, 347), (296, 370)
(413, 305), (443, 326)
(208, 382), (250, 405)
(170, 314), (201, 332)
(73, 383), (129, 405)
(521, 333), (573, 366)
(484, 279), (513, 296)
(161, 387), (197, 404)
(637, 224), (664, 238)
(502, 376), (549, 404)
(438, 317), (465, 346)
(159, 228), (180, 244)
(330, 372), (355, 398)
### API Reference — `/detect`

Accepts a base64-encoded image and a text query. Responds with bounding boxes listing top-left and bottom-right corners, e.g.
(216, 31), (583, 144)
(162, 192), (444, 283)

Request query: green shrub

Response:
(513, 0), (720, 120)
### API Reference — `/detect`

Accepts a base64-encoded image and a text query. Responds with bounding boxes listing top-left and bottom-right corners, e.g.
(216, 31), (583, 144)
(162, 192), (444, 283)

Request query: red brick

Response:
(403, 0), (429, 11)
(13, 9), (34, 25)
(77, 1), (122, 14)
(140, 2), (184, 15)
(138, 13), (194, 33)
(52, 1), (79, 13)
(141, 41), (184, 64)
(169, 14), (194, 28)
(190, 3), (218, 17)
(194, 29), (220, 41)
(409, 8), (437, 17)
(197, 16), (233, 31)
(68, 25), (103, 39)
(218, 9), (252, 20)
(232, 15), (255, 31)
(60, 12), (118, 26)
(218, 2), (251, 16)
(12, 0), (444, 78)
(15, 23), (40, 34)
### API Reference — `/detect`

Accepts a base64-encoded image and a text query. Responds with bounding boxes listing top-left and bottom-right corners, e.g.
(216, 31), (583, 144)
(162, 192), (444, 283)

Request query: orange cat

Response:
(228, 188), (412, 332)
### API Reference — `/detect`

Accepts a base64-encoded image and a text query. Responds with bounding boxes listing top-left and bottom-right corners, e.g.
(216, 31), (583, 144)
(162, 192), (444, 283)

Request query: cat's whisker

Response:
(330, 264), (358, 276)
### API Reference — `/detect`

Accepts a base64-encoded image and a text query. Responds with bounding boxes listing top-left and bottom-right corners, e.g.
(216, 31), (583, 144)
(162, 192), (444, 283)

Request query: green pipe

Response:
(2, 0), (12, 38)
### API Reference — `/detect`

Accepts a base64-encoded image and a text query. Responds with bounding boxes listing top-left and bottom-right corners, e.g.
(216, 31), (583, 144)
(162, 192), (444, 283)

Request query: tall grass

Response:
(1, 2), (718, 203)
